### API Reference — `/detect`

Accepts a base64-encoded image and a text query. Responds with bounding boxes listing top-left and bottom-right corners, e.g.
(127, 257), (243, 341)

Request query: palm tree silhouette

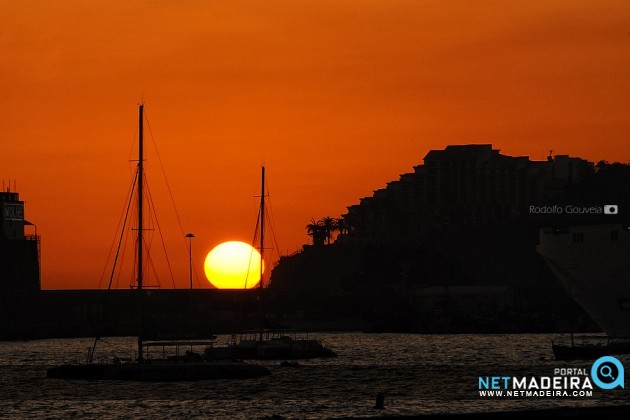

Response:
(320, 216), (336, 245)
(306, 219), (326, 246)
(335, 217), (347, 243)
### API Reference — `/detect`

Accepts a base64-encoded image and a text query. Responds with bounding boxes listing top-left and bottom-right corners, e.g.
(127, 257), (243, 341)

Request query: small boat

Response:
(279, 361), (300, 368)
(552, 335), (630, 361)
(47, 104), (270, 381)
(552, 342), (609, 361)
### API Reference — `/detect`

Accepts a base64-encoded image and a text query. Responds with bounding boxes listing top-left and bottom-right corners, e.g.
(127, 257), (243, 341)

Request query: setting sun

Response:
(204, 241), (264, 289)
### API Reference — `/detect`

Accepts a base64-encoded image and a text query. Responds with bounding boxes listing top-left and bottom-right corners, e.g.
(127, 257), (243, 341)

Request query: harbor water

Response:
(0, 333), (628, 418)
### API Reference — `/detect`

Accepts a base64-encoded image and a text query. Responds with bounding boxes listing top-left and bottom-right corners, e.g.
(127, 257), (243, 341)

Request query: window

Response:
(572, 232), (584, 243)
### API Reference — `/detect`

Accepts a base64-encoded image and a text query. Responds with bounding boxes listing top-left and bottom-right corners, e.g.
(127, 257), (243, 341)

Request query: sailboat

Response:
(203, 167), (336, 360)
(47, 104), (270, 380)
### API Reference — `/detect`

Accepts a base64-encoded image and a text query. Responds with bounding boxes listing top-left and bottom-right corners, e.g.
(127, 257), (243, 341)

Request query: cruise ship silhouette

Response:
(538, 223), (630, 337)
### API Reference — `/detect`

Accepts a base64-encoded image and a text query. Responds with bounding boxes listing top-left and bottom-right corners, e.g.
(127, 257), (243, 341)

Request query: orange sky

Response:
(1, 0), (629, 289)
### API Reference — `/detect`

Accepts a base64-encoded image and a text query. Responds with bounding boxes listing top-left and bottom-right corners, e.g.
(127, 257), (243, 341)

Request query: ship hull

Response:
(537, 224), (630, 337)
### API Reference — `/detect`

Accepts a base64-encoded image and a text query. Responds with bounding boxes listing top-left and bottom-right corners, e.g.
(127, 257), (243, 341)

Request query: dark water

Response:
(0, 333), (628, 418)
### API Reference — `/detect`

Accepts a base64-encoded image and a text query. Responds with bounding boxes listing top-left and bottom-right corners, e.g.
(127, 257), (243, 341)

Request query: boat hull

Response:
(205, 346), (337, 360)
(205, 338), (337, 360)
(552, 344), (610, 361)
(552, 338), (630, 361)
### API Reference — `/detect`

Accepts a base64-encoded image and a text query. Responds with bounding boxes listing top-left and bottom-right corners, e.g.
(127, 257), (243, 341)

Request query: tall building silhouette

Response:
(0, 188), (40, 291)
(343, 145), (592, 243)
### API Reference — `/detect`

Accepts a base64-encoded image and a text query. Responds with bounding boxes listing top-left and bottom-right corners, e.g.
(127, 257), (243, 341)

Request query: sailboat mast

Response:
(259, 166), (265, 342)
(138, 104), (144, 291)
(260, 166), (265, 290)
(137, 104), (144, 362)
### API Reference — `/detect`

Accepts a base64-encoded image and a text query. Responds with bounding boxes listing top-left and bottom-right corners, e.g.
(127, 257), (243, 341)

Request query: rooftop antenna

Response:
(548, 150), (554, 162)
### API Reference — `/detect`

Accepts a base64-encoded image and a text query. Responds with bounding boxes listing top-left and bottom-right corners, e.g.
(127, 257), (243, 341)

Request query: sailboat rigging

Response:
(204, 167), (337, 360)
(258, 165), (266, 342)
(46, 104), (270, 380)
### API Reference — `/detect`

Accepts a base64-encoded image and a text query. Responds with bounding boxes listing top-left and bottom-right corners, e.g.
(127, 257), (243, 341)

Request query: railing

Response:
(24, 234), (41, 282)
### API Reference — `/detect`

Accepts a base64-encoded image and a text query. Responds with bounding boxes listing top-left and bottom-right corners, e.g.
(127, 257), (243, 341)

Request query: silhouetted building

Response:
(343, 145), (592, 243)
(0, 188), (40, 291)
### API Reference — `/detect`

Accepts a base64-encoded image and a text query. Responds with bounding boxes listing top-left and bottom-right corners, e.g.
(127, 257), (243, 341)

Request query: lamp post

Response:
(185, 233), (195, 289)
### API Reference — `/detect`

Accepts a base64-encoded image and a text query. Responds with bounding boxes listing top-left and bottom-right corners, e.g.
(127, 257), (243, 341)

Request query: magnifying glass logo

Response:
(600, 365), (615, 380)
(591, 356), (624, 389)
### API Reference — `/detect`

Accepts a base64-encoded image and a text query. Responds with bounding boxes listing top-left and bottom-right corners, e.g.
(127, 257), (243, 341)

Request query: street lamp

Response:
(185, 233), (195, 289)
